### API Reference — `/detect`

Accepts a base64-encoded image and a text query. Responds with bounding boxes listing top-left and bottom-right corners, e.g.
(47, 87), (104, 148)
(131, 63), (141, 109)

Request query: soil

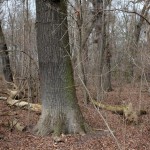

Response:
(0, 79), (150, 150)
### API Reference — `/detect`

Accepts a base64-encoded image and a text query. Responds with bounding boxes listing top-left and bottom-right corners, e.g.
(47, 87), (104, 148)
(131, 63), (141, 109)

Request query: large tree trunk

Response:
(0, 21), (13, 82)
(35, 0), (85, 136)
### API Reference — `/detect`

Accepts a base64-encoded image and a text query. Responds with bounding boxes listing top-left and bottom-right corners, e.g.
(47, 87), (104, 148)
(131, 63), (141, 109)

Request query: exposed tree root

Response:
(33, 109), (86, 137)
(91, 99), (147, 124)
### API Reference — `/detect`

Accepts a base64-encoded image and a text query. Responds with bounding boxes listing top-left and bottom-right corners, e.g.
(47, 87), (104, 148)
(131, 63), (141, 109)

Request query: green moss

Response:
(91, 99), (127, 113)
(58, 0), (86, 134)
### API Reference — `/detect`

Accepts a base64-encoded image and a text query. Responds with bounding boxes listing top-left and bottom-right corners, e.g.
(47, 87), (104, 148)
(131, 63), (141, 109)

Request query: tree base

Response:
(33, 109), (86, 136)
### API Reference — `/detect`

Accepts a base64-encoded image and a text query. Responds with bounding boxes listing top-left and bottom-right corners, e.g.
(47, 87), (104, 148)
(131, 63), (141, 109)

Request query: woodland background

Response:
(0, 0), (150, 150)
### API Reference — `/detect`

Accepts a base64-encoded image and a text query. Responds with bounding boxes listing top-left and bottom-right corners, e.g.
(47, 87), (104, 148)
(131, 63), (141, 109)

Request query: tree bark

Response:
(93, 0), (112, 99)
(75, 0), (89, 104)
(0, 21), (13, 82)
(103, 2), (112, 92)
(35, 0), (85, 136)
(93, 0), (107, 100)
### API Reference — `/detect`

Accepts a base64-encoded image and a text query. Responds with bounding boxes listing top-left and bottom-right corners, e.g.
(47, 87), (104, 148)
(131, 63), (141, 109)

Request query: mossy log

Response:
(91, 100), (126, 115)
(91, 100), (147, 124)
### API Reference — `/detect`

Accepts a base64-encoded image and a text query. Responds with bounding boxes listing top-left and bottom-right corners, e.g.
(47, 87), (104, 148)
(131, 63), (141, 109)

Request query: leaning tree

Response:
(34, 0), (86, 136)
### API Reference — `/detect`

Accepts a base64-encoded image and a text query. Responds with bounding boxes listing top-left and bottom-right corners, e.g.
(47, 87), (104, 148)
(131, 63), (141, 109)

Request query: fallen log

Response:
(6, 86), (41, 112)
(7, 98), (41, 112)
(91, 100), (147, 124)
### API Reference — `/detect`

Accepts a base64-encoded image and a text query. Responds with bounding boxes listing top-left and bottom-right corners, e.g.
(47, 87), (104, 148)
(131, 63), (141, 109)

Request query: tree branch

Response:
(104, 8), (150, 25)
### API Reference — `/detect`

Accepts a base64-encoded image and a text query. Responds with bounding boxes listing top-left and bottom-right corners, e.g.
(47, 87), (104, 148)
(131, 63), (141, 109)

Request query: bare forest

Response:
(0, 0), (150, 150)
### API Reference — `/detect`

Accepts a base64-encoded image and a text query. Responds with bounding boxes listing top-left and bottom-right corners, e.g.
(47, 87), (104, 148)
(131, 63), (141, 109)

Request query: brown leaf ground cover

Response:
(0, 80), (150, 150)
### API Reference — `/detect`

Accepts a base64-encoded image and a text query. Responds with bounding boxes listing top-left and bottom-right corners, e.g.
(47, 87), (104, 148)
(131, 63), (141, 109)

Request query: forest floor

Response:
(0, 79), (150, 150)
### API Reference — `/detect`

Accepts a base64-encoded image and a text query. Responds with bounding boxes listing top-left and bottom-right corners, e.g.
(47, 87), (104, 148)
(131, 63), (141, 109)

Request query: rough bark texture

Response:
(0, 22), (13, 82)
(35, 0), (85, 136)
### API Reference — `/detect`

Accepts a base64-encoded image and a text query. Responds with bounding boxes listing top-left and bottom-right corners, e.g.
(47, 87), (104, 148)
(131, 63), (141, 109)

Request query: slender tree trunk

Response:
(103, 2), (112, 92)
(35, 0), (85, 136)
(93, 0), (106, 100)
(0, 21), (13, 82)
(75, 0), (89, 104)
(104, 44), (112, 92)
